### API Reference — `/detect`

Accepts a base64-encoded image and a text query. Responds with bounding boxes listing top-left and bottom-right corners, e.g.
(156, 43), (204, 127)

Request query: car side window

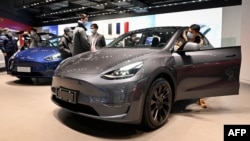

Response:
(200, 36), (214, 50)
(139, 31), (172, 48)
(143, 35), (160, 47)
(113, 29), (175, 48)
(173, 30), (214, 52)
(115, 33), (143, 48)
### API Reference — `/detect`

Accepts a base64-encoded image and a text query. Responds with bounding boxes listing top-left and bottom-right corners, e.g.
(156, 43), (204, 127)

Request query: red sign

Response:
(0, 17), (31, 31)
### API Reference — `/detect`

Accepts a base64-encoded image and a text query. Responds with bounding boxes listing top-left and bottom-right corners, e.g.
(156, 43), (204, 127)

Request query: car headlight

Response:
(44, 53), (61, 61)
(101, 62), (143, 80)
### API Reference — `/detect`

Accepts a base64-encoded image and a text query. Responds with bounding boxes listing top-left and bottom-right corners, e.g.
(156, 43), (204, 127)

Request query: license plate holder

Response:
(56, 87), (78, 104)
(17, 66), (31, 72)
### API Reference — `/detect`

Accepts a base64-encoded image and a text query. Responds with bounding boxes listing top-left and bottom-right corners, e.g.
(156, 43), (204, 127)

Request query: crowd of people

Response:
(70, 13), (106, 56)
(58, 13), (106, 58)
(0, 13), (106, 71)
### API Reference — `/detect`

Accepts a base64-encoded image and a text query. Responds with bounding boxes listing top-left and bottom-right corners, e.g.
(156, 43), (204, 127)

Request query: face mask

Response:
(83, 21), (88, 26)
(91, 29), (97, 34)
(68, 32), (73, 38)
(187, 32), (194, 39)
(78, 20), (88, 26)
(31, 32), (35, 35)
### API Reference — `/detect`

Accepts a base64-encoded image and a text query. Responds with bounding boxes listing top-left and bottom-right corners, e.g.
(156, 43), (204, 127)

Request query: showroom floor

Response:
(0, 71), (249, 141)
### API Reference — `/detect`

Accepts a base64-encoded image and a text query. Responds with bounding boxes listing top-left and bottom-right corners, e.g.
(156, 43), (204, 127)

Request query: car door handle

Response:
(225, 54), (236, 58)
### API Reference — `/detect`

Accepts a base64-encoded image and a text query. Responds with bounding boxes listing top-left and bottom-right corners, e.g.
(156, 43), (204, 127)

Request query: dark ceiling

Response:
(9, 0), (241, 26)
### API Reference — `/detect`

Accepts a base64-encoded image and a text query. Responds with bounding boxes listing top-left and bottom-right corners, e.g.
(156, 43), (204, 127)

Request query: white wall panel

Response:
(239, 0), (250, 84)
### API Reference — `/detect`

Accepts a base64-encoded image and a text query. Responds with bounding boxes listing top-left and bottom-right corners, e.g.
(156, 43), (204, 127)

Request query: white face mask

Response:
(91, 29), (97, 34)
(68, 32), (73, 37)
(79, 20), (88, 26)
(187, 32), (194, 39)
(84, 21), (88, 26)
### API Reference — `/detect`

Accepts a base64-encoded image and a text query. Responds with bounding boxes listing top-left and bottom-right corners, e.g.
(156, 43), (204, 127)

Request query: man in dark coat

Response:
(72, 13), (90, 55)
(58, 27), (73, 59)
(0, 28), (18, 72)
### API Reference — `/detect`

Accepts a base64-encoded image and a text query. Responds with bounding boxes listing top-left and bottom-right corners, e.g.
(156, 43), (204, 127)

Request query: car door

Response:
(172, 46), (241, 101)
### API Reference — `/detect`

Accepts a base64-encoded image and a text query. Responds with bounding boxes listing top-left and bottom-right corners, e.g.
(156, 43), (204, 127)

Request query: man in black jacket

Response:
(58, 27), (73, 59)
(0, 28), (18, 73)
(72, 13), (90, 55)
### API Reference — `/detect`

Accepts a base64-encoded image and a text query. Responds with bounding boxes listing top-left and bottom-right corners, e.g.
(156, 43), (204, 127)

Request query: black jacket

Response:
(72, 21), (90, 55)
(0, 34), (18, 54)
(58, 35), (72, 59)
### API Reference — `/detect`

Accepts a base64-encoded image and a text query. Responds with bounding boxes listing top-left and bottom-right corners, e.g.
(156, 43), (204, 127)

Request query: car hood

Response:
(58, 48), (157, 74)
(14, 47), (59, 62)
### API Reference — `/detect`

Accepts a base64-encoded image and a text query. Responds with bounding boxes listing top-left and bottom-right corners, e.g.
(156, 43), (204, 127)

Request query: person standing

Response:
(0, 28), (18, 73)
(72, 13), (90, 55)
(58, 27), (73, 59)
(89, 23), (106, 51)
(174, 24), (207, 108)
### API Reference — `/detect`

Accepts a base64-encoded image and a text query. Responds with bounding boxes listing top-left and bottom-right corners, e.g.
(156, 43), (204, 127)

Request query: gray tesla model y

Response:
(51, 26), (241, 130)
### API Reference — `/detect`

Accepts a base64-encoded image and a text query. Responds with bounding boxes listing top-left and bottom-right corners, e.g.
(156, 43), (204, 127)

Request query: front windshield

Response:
(39, 33), (59, 47)
(107, 27), (177, 49)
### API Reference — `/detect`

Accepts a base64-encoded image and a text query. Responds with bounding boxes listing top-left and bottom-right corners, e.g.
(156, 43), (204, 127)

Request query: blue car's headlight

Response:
(101, 62), (143, 80)
(44, 53), (61, 61)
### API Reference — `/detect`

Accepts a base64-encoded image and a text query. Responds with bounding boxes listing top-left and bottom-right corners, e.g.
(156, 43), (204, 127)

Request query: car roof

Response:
(21, 32), (58, 41)
(38, 32), (58, 41)
(127, 26), (185, 34)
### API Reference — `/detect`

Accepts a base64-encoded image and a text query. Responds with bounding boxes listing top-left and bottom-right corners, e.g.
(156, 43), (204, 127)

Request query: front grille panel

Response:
(52, 95), (99, 116)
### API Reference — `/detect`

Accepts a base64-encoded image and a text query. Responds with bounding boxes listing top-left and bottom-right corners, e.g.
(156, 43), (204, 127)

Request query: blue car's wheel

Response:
(143, 78), (173, 130)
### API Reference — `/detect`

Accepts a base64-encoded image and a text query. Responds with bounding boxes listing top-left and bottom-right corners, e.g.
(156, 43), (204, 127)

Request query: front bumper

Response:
(9, 60), (60, 78)
(51, 74), (148, 124)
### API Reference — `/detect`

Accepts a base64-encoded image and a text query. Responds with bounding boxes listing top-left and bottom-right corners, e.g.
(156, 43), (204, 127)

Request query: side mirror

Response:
(182, 42), (200, 51)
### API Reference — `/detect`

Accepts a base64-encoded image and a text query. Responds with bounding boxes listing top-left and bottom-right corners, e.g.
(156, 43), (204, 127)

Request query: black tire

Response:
(142, 78), (173, 130)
